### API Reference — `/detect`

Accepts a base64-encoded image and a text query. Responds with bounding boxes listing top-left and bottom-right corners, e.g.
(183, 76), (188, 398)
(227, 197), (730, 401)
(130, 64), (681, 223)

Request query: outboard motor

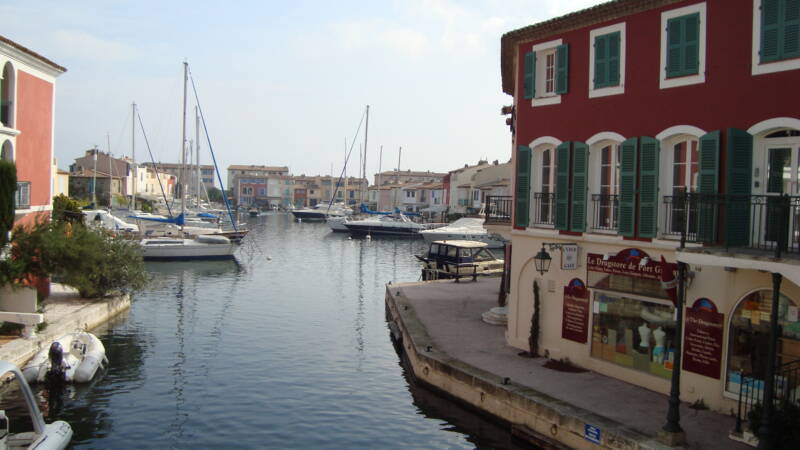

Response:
(44, 342), (67, 413)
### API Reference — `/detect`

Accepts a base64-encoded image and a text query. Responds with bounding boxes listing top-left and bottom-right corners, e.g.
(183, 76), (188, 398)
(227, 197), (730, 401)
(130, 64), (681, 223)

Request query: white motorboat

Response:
(140, 234), (236, 260)
(22, 332), (107, 384)
(419, 217), (506, 248)
(0, 361), (72, 449)
(416, 240), (505, 280)
(327, 215), (350, 232)
(83, 209), (138, 233)
(343, 213), (445, 237)
(291, 202), (351, 221)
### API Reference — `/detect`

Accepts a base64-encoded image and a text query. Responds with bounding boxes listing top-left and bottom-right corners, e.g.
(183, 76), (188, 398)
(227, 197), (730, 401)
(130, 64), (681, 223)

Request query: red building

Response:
(490, 0), (800, 438)
(0, 35), (66, 227)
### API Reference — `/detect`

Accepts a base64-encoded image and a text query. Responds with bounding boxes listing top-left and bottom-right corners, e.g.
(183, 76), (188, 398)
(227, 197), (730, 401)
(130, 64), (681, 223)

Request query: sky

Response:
(2, 0), (606, 185)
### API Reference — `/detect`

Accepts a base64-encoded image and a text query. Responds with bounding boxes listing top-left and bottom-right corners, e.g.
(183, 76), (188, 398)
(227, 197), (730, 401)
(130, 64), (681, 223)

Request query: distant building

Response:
(1, 35), (66, 228)
(447, 160), (510, 215)
(373, 169), (446, 187)
(142, 161), (215, 197)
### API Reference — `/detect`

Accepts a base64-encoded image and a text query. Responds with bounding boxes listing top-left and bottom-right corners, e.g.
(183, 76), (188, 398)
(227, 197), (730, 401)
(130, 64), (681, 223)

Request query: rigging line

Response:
(136, 110), (174, 217)
(187, 68), (238, 232)
(328, 108), (367, 211)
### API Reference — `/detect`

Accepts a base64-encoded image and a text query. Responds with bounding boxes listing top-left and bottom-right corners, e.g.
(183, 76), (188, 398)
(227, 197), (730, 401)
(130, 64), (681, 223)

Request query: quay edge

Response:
(385, 282), (672, 450)
(0, 284), (131, 369)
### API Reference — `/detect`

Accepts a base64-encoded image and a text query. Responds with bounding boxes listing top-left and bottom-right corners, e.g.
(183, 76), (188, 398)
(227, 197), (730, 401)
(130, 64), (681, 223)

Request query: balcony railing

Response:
(15, 181), (30, 209)
(591, 194), (618, 232)
(484, 195), (511, 225)
(734, 359), (800, 435)
(531, 192), (555, 226)
(665, 193), (800, 258)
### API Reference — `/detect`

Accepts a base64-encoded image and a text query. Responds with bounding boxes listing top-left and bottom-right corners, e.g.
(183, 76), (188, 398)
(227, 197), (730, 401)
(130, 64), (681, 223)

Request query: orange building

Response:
(0, 35), (66, 227)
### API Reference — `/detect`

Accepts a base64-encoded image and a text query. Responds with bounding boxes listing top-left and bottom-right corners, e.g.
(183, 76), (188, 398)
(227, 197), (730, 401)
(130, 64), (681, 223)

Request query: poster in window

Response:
(683, 298), (724, 379)
(562, 278), (590, 343)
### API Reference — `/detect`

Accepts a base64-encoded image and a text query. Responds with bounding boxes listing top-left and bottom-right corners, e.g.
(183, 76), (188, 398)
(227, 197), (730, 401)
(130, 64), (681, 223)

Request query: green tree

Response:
(0, 160), (16, 248)
(207, 187), (223, 203)
(52, 194), (82, 224)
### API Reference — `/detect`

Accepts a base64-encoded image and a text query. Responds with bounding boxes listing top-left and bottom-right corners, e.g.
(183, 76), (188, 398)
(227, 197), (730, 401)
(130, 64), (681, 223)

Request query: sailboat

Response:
(140, 62), (235, 261)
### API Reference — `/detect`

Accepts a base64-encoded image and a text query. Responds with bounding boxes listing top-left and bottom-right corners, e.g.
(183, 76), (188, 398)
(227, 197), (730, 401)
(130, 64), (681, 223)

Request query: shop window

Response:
(591, 292), (676, 379)
(726, 290), (799, 396)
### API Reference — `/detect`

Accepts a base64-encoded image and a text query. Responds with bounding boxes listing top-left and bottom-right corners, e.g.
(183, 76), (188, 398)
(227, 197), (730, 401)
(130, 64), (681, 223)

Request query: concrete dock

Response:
(386, 278), (749, 449)
(0, 284), (130, 368)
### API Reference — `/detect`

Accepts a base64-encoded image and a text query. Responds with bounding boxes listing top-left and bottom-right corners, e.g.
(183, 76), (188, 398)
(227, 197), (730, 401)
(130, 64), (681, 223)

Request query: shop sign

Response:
(561, 244), (578, 270)
(682, 298), (724, 379)
(584, 424), (601, 444)
(587, 248), (676, 281)
(562, 278), (589, 344)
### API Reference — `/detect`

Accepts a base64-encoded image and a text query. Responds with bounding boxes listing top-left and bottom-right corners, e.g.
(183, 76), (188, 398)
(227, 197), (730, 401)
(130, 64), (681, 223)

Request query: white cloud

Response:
(50, 29), (138, 62)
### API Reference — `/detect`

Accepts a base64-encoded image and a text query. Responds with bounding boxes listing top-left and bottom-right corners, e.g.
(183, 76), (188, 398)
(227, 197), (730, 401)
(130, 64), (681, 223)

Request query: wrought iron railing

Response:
(667, 192), (799, 257)
(735, 359), (800, 434)
(591, 194), (618, 231)
(531, 192), (555, 226)
(484, 195), (512, 225)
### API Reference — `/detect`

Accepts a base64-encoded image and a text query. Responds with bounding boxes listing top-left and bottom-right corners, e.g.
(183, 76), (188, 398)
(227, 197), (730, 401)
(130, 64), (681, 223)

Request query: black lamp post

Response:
(533, 243), (576, 275)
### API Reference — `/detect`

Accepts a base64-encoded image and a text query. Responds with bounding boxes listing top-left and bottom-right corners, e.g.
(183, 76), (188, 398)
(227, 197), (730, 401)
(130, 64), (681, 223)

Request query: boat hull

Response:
(141, 238), (236, 260)
(344, 223), (422, 237)
(291, 210), (328, 221)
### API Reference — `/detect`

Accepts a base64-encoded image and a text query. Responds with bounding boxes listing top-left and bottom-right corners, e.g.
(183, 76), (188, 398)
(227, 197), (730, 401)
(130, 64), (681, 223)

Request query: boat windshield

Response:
(473, 249), (495, 262)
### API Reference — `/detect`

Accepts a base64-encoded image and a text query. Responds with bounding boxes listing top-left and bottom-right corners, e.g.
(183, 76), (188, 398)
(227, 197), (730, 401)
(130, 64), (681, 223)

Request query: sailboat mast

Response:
(107, 133), (113, 209)
(195, 106), (201, 209)
(362, 105), (369, 204)
(378, 145), (383, 210)
(131, 102), (136, 211)
(343, 137), (348, 206)
(180, 61), (188, 227)
(394, 146), (401, 209)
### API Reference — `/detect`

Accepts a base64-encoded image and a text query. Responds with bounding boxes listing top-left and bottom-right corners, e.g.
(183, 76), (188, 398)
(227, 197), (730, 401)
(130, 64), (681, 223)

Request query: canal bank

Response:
(385, 278), (748, 450)
(0, 283), (130, 368)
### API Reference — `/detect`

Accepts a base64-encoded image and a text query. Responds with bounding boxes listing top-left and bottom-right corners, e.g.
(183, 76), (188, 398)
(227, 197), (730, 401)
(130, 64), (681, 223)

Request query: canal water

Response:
(40, 213), (523, 449)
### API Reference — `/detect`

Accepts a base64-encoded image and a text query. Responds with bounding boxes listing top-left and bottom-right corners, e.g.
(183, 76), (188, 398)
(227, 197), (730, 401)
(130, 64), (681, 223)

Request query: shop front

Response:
(586, 248), (679, 380)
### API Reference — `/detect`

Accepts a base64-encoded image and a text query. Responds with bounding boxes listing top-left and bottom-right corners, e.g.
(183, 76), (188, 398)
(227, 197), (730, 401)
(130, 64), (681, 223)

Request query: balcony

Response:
(531, 192), (555, 226)
(665, 193), (800, 258)
(484, 195), (511, 225)
(591, 194), (618, 232)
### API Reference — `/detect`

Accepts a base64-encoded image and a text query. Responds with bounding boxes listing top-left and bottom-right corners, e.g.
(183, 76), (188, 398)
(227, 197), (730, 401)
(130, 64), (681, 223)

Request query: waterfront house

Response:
(0, 35), (66, 228)
(489, 0), (800, 435)
(141, 161), (215, 198)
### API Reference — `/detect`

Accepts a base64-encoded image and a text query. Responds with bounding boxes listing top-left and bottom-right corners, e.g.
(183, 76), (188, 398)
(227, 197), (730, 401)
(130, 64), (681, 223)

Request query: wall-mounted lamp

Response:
(533, 243), (577, 275)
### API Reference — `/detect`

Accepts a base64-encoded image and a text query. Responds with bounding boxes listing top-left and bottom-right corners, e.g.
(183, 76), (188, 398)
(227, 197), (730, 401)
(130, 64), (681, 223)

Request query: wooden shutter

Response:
(555, 44), (569, 94)
(555, 142), (571, 230)
(638, 137), (660, 238)
(683, 13), (700, 75)
(725, 128), (753, 247)
(570, 142), (589, 232)
(608, 31), (621, 86)
(619, 138), (638, 237)
(524, 51), (536, 99)
(594, 34), (608, 88)
(762, 0), (781, 62)
(697, 131), (720, 242)
(784, 0), (800, 59)
(666, 16), (684, 77)
(515, 145), (532, 228)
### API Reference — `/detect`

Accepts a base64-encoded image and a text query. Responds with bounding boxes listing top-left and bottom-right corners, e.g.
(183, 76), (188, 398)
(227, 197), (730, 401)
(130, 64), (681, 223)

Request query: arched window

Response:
(1, 62), (15, 128)
(592, 143), (620, 231)
(726, 289), (800, 395)
(662, 136), (699, 236)
(531, 147), (556, 225)
(1, 140), (12, 161)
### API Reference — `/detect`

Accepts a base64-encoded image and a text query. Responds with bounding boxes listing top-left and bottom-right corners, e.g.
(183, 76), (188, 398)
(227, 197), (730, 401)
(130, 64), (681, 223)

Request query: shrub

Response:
(748, 401), (800, 448)
(7, 221), (148, 298)
(0, 160), (16, 248)
(52, 194), (83, 224)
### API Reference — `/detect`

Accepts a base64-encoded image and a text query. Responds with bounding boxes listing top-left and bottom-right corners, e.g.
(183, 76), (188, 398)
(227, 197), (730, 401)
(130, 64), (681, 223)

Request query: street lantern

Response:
(534, 245), (552, 275)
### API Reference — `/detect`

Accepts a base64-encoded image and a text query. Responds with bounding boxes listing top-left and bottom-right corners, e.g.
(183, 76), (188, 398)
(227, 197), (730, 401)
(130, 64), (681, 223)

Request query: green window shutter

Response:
(523, 51), (536, 99)
(666, 16), (684, 77)
(784, 0), (800, 59)
(697, 131), (720, 242)
(683, 13), (700, 75)
(555, 44), (569, 94)
(570, 142), (589, 232)
(608, 31), (621, 86)
(515, 145), (532, 228)
(555, 142), (571, 230)
(619, 138), (638, 237)
(593, 34), (608, 89)
(762, 0), (781, 62)
(637, 137), (660, 238)
(725, 128), (753, 247)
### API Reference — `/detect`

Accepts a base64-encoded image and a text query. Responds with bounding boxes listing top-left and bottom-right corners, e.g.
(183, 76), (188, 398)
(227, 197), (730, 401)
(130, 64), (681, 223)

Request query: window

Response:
(15, 181), (29, 209)
(589, 23), (626, 98)
(659, 3), (706, 89)
(753, 0), (800, 75)
(523, 39), (569, 107)
(593, 144), (620, 231)
(532, 147), (555, 226)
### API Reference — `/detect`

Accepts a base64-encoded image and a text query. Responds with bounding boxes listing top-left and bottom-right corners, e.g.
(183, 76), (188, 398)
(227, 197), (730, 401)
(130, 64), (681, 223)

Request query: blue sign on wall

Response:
(584, 424), (601, 444)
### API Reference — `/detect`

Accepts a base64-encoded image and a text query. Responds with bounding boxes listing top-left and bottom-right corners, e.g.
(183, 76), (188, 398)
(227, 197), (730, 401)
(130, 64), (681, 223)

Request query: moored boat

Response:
(419, 217), (505, 248)
(22, 332), (107, 384)
(140, 234), (236, 260)
(291, 202), (351, 221)
(416, 240), (504, 280)
(343, 213), (445, 237)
